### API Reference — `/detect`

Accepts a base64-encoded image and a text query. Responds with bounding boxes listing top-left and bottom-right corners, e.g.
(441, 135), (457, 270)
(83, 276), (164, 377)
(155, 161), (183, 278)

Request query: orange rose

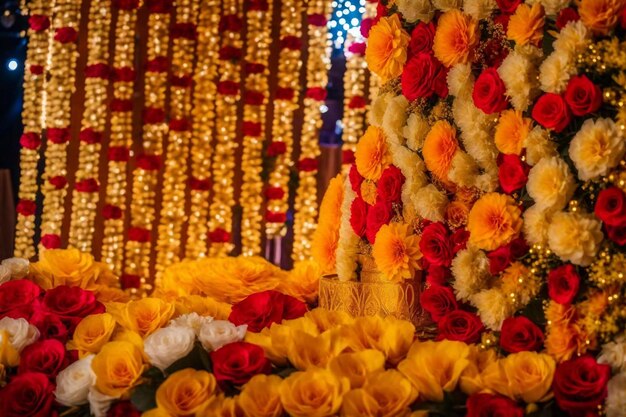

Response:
(579, 0), (626, 35)
(433, 10), (479, 67)
(467, 193), (523, 251)
(422, 120), (458, 183)
(365, 14), (410, 82)
(507, 3), (545, 47)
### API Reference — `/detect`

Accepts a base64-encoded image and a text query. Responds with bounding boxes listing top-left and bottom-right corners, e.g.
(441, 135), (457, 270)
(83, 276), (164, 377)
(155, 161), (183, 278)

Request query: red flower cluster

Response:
(219, 46), (243, 61)
(54, 27), (78, 44)
(280, 36), (302, 50)
(102, 204), (123, 220)
(128, 227), (151, 243)
(120, 274), (142, 289)
(146, 56), (169, 73)
(143, 107), (166, 124)
(342, 149), (355, 164)
(265, 187), (285, 200)
(30, 65), (44, 75)
(275, 87), (295, 100)
(217, 80), (239, 96)
(298, 158), (318, 172)
(169, 118), (190, 132)
(29, 15), (50, 32)
(145, 0), (173, 13)
(110, 98), (133, 112)
(308, 13), (327, 27)
(595, 186), (626, 245)
(113, 66), (135, 82)
(112, 0), (140, 10)
(20, 132), (41, 150)
(136, 153), (162, 171)
(348, 96), (367, 109)
(75, 178), (99, 193)
(244, 91), (265, 106)
(171, 23), (197, 40)
(420, 284), (457, 322)
(188, 176), (211, 191)
(219, 14), (243, 32)
(437, 309), (484, 343)
(265, 211), (287, 223)
(49, 175), (68, 190)
(245, 62), (265, 74)
(377, 165), (404, 203)
(0, 372), (55, 417)
(107, 146), (130, 162)
(306, 87), (327, 101)
(171, 75), (193, 88)
(228, 290), (307, 332)
(266, 141), (287, 157)
(208, 228), (230, 243)
(466, 393), (524, 417)
(242, 121), (262, 137)
(487, 237), (528, 275)
(420, 222), (454, 267)
(47, 127), (70, 144)
(348, 42), (366, 55)
(350, 197), (367, 237)
(79, 128), (102, 144)
(16, 199), (37, 216)
(85, 63), (110, 78)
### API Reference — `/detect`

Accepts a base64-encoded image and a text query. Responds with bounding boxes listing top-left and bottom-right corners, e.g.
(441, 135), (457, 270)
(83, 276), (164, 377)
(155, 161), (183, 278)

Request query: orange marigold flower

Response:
(579, 0), (626, 35)
(546, 322), (588, 362)
(467, 193), (523, 251)
(360, 180), (378, 206)
(507, 3), (545, 47)
(422, 120), (458, 182)
(312, 174), (344, 275)
(355, 126), (391, 181)
(365, 14), (410, 82)
(494, 110), (532, 155)
(433, 10), (479, 67)
(372, 223), (422, 283)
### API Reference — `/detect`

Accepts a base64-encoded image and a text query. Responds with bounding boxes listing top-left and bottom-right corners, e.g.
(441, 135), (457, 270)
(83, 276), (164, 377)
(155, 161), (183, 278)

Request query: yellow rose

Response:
(329, 350), (386, 389)
(342, 316), (415, 365)
(199, 394), (243, 417)
(91, 341), (147, 397)
(68, 313), (117, 357)
(398, 340), (470, 402)
(280, 368), (350, 417)
(459, 346), (498, 395)
(142, 408), (173, 417)
(281, 316), (320, 335)
(304, 309), (354, 333)
(156, 369), (217, 416)
(109, 298), (175, 337)
(288, 329), (348, 370)
(112, 328), (145, 355)
(245, 329), (289, 367)
(174, 295), (231, 320)
(29, 248), (112, 290)
(278, 260), (320, 304)
(341, 370), (417, 417)
(95, 286), (131, 303)
(238, 374), (283, 417)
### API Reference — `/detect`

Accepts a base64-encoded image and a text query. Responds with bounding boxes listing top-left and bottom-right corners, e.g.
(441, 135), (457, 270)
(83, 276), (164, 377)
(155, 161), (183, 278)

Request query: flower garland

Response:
(100, 0), (141, 273)
(184, 0), (222, 260)
(264, 0), (305, 240)
(38, 0), (82, 252)
(155, 0), (199, 276)
(13, 0), (51, 258)
(238, 0), (274, 257)
(207, 0), (244, 257)
(122, 0), (173, 292)
(292, 2), (333, 262)
(67, 0), (113, 252)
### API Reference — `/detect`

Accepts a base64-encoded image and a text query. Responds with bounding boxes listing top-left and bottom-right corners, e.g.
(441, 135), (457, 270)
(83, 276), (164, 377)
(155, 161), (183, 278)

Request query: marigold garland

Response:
(67, 0), (113, 252)
(292, 1), (333, 262)
(13, 0), (51, 258)
(39, 0), (82, 253)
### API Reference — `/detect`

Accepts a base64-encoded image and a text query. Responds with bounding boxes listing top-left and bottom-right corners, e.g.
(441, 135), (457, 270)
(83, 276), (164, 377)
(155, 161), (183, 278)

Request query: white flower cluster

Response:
(0, 257), (29, 284)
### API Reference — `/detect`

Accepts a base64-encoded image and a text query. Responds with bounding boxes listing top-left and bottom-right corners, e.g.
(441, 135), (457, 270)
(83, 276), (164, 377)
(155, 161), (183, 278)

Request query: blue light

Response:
(7, 59), (18, 71)
(329, 0), (363, 51)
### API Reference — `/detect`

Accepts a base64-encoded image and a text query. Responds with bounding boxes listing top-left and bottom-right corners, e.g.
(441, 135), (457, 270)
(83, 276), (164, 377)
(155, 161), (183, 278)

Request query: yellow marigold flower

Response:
(365, 14), (410, 82)
(579, 0), (626, 35)
(422, 120), (458, 183)
(29, 248), (113, 290)
(494, 110), (532, 155)
(91, 341), (147, 397)
(398, 340), (471, 402)
(372, 223), (422, 283)
(287, 329), (348, 371)
(433, 10), (479, 67)
(355, 126), (391, 181)
(238, 374), (284, 417)
(278, 260), (320, 305)
(329, 350), (386, 389)
(507, 3), (545, 47)
(156, 369), (217, 417)
(313, 174), (344, 275)
(279, 368), (350, 417)
(467, 193), (523, 251)
(108, 298), (175, 338)
(67, 313), (116, 357)
(174, 295), (231, 320)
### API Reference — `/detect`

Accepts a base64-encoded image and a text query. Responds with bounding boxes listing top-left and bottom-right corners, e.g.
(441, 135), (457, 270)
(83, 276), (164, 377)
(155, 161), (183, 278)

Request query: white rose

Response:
(606, 372), (626, 417)
(396, 0), (435, 22)
(169, 312), (213, 335)
(0, 317), (39, 351)
(55, 355), (95, 406)
(526, 156), (576, 211)
(144, 326), (196, 371)
(198, 320), (247, 351)
(1, 257), (29, 279)
(598, 341), (626, 372)
(548, 211), (604, 266)
(88, 387), (116, 417)
(569, 118), (625, 181)
(0, 264), (11, 284)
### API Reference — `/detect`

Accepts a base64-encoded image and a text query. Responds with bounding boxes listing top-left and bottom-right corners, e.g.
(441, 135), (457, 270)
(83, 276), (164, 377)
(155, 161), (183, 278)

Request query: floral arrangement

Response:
(312, 0), (626, 415)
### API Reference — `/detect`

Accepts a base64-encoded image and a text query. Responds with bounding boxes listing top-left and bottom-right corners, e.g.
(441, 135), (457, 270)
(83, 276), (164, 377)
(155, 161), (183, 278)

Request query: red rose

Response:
(0, 279), (42, 319)
(377, 165), (405, 203)
(229, 290), (307, 332)
(79, 128), (102, 144)
(265, 187), (285, 200)
(466, 393), (524, 417)
(219, 46), (243, 61)
(365, 200), (392, 243)
(298, 158), (318, 172)
(472, 68), (509, 114)
(107, 146), (130, 162)
(30, 309), (69, 341)
(111, 98), (133, 112)
(208, 228), (230, 243)
(408, 22), (435, 57)
(487, 245), (512, 275)
(361, 17), (374, 38)
(169, 118), (190, 132)
(248, 0), (269, 10)
(41, 234), (61, 249)
(437, 309), (484, 343)
(509, 237), (529, 257)
(548, 264), (580, 304)
(75, 178), (99, 193)
(306, 87), (327, 101)
(171, 23), (197, 40)
(402, 53), (448, 101)
(606, 224), (626, 245)
(219, 14), (243, 32)
(145, 0), (173, 13)
(146, 56), (169, 73)
(267, 141), (287, 157)
(242, 121), (263, 138)
(107, 401), (142, 417)
(17, 199), (37, 216)
(556, 7), (580, 29)
(136, 153), (162, 171)
(280, 35), (302, 50)
(20, 132), (41, 149)
(265, 211), (287, 223)
(553, 355), (611, 416)
(112, 0), (140, 9)
(499, 316), (544, 353)
(308, 13), (327, 27)
(48, 127), (70, 144)
(420, 284), (458, 322)
(217, 80), (239, 96)
(420, 222), (453, 267)
(113, 66), (135, 82)
(102, 204), (123, 220)
(0, 372), (55, 417)
(54, 27), (78, 43)
(143, 107), (166, 124)
(350, 197), (368, 237)
(42, 285), (104, 331)
(348, 96), (367, 109)
(30, 65), (44, 75)
(342, 149), (356, 165)
(564, 75), (602, 116)
(349, 164), (363, 196)
(348, 42), (366, 55)
(495, 0), (521, 14)
(128, 227), (151, 243)
(426, 266), (451, 286)
(210, 341), (272, 386)
(29, 15), (50, 32)
(531, 93), (572, 133)
(49, 175), (67, 190)
(188, 176), (211, 191)
(244, 91), (265, 106)
(85, 63), (110, 78)
(622, 6), (626, 29)
(595, 186), (626, 226)
(498, 154), (529, 194)
(170, 75), (193, 87)
(120, 274), (141, 289)
(245, 62), (265, 74)
(18, 339), (67, 378)
(275, 87), (295, 100)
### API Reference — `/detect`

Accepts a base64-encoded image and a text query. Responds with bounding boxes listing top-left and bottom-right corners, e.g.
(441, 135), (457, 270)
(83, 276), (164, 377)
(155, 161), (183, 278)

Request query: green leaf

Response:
(276, 366), (297, 379)
(131, 382), (159, 412)
(164, 342), (212, 376)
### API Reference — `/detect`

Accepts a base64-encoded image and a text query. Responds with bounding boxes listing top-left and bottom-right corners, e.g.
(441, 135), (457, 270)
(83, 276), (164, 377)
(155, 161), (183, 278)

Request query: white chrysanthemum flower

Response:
(538, 50), (576, 93)
(401, 178), (424, 222)
(396, 0), (435, 22)
(553, 20), (590, 56)
(463, 0), (497, 20)
(527, 0), (570, 15)
(527, 156), (577, 211)
(336, 176), (360, 282)
(448, 151), (480, 188)
(451, 248), (491, 301)
(1, 257), (29, 279)
(55, 355), (95, 407)
(598, 339), (626, 372)
(470, 288), (515, 331)
(390, 143), (427, 186)
(412, 184), (448, 222)
(432, 0), (463, 10)
(403, 113), (431, 151)
(523, 204), (555, 246)
(606, 372), (626, 417)
(569, 118), (625, 181)
(368, 92), (394, 127)
(524, 126), (558, 166)
(475, 170), (499, 193)
(447, 63), (474, 98)
(548, 211), (604, 266)
(498, 51), (540, 111)
(382, 95), (409, 146)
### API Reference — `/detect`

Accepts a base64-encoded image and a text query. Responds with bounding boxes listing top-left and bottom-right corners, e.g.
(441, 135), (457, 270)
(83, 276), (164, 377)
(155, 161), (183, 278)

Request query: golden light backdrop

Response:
(15, 0), (373, 283)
